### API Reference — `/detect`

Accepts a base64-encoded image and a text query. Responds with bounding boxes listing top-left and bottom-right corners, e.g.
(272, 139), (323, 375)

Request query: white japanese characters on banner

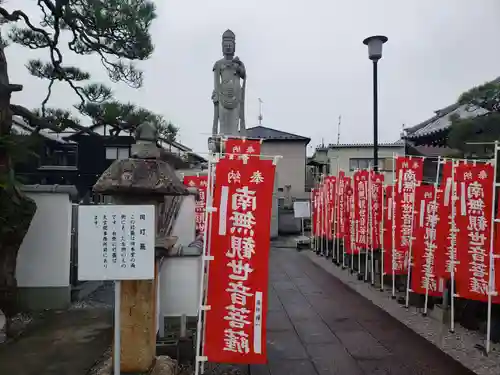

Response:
(394, 157), (423, 274)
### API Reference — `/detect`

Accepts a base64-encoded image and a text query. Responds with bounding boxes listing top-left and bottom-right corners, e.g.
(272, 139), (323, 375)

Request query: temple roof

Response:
(404, 104), (488, 140)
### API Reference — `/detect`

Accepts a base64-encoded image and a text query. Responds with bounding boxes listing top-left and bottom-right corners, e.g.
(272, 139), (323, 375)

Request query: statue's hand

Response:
(211, 90), (219, 104)
(233, 56), (243, 66)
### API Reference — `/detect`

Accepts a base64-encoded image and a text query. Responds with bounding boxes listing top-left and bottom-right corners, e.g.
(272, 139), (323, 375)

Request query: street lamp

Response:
(363, 35), (388, 172)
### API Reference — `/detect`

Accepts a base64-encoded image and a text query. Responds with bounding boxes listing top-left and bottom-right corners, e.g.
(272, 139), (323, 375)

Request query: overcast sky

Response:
(5, 0), (500, 155)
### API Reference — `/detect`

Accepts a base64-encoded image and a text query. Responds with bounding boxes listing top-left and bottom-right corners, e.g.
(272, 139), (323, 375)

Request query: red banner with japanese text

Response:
(204, 157), (275, 363)
(435, 160), (465, 281)
(394, 157), (423, 274)
(455, 162), (499, 302)
(383, 185), (394, 275)
(336, 171), (347, 239)
(224, 138), (262, 161)
(354, 170), (369, 251)
(411, 185), (441, 297)
(370, 172), (384, 249)
(318, 180), (325, 238)
(324, 176), (336, 240)
(311, 188), (319, 236)
(183, 175), (208, 235)
(344, 181), (355, 254)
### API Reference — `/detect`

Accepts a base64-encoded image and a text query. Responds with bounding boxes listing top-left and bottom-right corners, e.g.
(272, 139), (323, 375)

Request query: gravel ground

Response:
(305, 250), (500, 375)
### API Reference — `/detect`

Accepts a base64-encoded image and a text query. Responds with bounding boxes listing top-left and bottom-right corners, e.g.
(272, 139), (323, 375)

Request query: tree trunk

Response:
(0, 29), (37, 320)
(0, 188), (36, 318)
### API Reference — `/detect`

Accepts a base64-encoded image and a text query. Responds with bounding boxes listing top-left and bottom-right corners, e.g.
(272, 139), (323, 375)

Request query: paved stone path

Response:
(251, 248), (475, 375)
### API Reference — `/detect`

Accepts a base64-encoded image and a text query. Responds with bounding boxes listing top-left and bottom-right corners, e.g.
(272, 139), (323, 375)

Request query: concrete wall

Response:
(171, 195), (196, 246)
(327, 146), (405, 184)
(16, 189), (74, 310)
(260, 141), (308, 199)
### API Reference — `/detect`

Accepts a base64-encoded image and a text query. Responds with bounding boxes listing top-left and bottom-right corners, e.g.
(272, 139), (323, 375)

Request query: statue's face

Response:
(222, 40), (235, 56)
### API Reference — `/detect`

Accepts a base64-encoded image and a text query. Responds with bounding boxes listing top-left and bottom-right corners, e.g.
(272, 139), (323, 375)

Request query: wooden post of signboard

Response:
(93, 122), (190, 373)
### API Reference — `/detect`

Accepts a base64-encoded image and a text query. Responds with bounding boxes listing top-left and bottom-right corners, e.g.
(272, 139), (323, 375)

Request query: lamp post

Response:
(363, 35), (388, 172)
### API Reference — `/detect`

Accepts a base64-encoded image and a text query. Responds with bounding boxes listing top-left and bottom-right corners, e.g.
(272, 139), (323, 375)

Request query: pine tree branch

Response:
(10, 104), (97, 135)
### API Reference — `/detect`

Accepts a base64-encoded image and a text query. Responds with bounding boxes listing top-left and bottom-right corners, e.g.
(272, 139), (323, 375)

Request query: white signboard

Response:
(293, 201), (311, 218)
(78, 205), (155, 281)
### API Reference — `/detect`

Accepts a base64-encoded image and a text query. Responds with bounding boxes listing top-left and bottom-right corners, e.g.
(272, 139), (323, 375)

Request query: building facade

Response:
(246, 126), (311, 200)
(311, 142), (405, 184)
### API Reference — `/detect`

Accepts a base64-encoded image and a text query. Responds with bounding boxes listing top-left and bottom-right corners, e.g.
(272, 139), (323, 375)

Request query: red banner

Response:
(311, 188), (318, 236)
(455, 162), (498, 302)
(411, 185), (441, 297)
(183, 175), (208, 234)
(336, 172), (347, 238)
(224, 138), (262, 161)
(324, 176), (337, 240)
(435, 160), (458, 279)
(370, 172), (384, 249)
(344, 181), (355, 254)
(354, 170), (369, 251)
(204, 157), (275, 363)
(394, 157), (424, 274)
(383, 185), (393, 275)
(318, 179), (325, 238)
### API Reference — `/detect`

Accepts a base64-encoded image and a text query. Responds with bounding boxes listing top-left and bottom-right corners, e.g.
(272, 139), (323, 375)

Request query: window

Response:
(349, 158), (390, 171)
(106, 147), (130, 160)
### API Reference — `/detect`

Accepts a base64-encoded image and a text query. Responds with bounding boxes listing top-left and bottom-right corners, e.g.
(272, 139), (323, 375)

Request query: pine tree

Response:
(0, 0), (156, 321)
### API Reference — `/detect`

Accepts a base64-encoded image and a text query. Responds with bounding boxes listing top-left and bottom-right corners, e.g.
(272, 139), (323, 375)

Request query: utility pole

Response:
(337, 115), (342, 145)
(258, 98), (263, 125)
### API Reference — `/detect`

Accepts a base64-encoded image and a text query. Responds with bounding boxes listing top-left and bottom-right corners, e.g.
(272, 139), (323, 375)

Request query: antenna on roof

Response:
(337, 115), (342, 145)
(258, 98), (263, 125)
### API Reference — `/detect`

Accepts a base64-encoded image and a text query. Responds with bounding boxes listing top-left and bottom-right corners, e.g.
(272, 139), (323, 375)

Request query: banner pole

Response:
(309, 188), (314, 253)
(333, 173), (339, 264)
(321, 174), (325, 256)
(392, 154), (397, 299)
(325, 175), (329, 257)
(341, 176), (347, 269)
(113, 280), (121, 375)
(486, 141), (499, 353)
(380, 185), (386, 291)
(449, 160), (458, 333)
(405, 167), (418, 308)
(424, 156), (442, 316)
(316, 175), (323, 255)
(351, 194), (355, 272)
(370, 171), (376, 285)
(194, 152), (215, 375)
(366, 167), (372, 282)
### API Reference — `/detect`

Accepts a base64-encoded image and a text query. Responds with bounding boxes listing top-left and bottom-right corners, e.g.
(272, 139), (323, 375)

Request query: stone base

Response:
(92, 356), (177, 375)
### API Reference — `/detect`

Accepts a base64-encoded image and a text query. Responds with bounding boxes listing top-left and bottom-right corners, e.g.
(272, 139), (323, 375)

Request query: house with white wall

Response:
(246, 126), (311, 200)
(311, 142), (405, 184)
(16, 185), (78, 310)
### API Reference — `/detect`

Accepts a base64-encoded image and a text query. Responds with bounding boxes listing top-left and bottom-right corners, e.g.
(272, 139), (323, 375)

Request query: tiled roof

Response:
(316, 141), (404, 150)
(404, 104), (488, 139)
(246, 126), (310, 142)
(12, 116), (76, 145)
(408, 144), (459, 157)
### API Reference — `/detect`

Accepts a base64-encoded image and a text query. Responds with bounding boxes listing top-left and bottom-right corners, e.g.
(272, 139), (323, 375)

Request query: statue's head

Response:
(222, 29), (235, 57)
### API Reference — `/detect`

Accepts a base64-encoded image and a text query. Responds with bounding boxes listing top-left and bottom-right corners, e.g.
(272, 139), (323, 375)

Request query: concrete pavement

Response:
(251, 247), (476, 375)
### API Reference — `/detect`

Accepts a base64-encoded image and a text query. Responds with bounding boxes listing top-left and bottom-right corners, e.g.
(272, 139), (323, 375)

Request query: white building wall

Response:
(260, 142), (308, 199)
(16, 192), (72, 288)
(327, 146), (405, 184)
